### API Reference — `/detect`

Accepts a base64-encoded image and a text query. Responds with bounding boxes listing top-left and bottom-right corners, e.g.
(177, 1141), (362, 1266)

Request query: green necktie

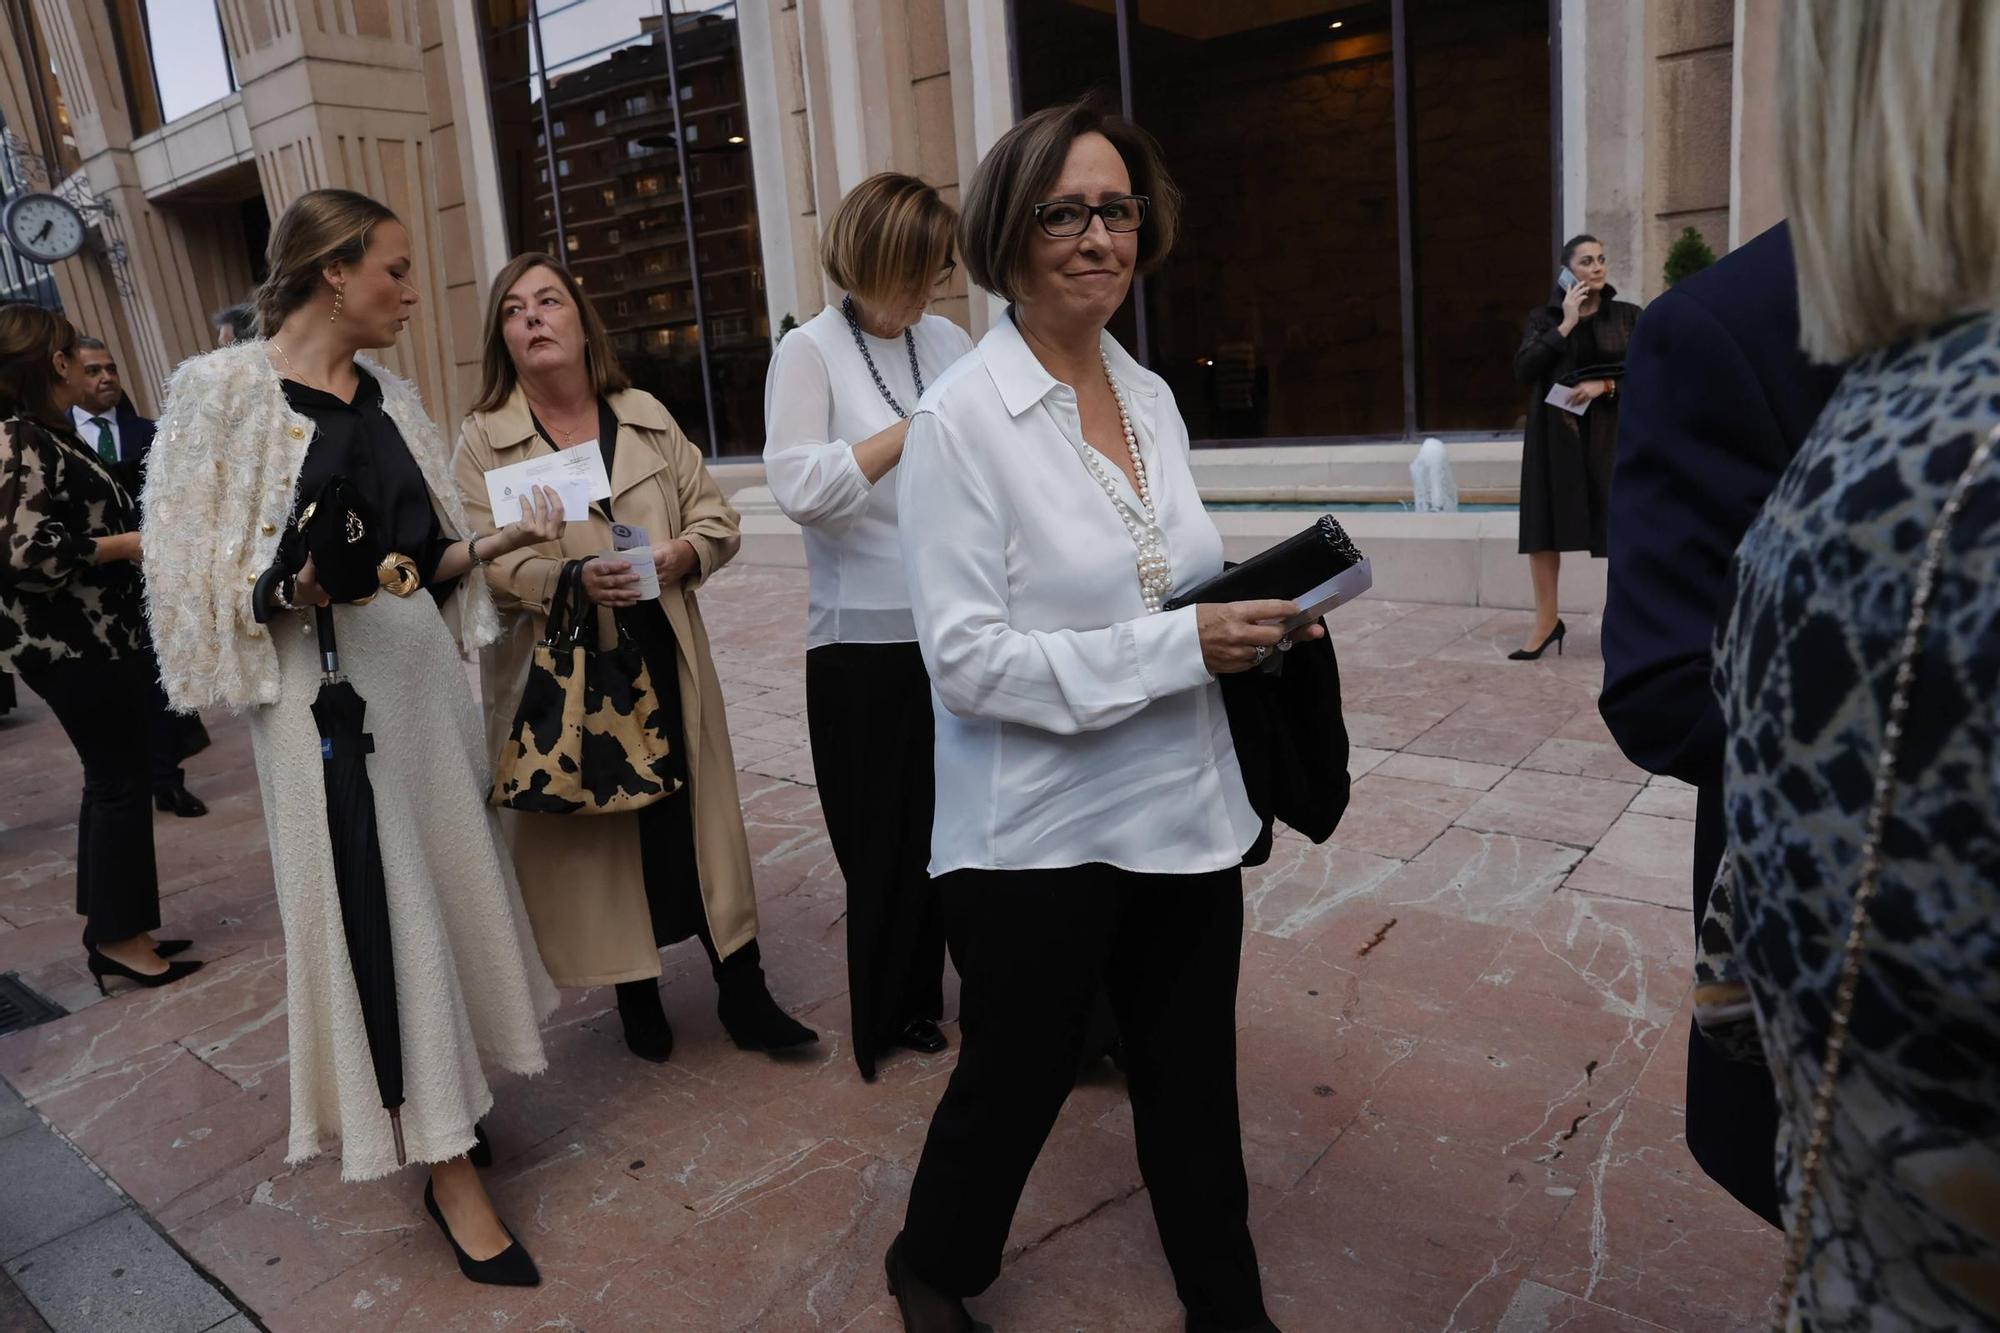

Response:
(88, 417), (115, 465)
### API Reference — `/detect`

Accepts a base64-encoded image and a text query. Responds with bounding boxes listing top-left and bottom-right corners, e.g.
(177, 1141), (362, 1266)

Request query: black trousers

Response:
(22, 654), (162, 948)
(146, 673), (184, 791)
(805, 642), (946, 1078)
(901, 864), (1267, 1326)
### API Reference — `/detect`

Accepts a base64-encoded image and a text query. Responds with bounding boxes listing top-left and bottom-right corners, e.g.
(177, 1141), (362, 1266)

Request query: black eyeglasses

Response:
(1032, 195), (1149, 238)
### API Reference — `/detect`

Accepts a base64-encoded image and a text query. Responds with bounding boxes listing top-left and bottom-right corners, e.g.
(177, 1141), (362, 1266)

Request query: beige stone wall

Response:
(1730, 0), (1783, 247)
(1642, 0), (1733, 293)
(752, 0), (971, 336)
(215, 0), (484, 429)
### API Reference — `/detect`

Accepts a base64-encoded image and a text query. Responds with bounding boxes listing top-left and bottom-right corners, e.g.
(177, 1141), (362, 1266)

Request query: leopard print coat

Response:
(0, 412), (146, 674)
(1716, 310), (2000, 1330)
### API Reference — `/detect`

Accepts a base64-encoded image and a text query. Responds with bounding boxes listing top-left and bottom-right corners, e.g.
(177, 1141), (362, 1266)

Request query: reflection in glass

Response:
(1132, 3), (1403, 439)
(478, 0), (770, 456)
(141, 1), (238, 123)
(1407, 0), (1551, 432)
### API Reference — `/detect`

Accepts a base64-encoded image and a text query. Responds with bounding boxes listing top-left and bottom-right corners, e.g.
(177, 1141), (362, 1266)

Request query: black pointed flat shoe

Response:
(153, 785), (209, 817)
(424, 1181), (539, 1287)
(893, 1018), (948, 1055)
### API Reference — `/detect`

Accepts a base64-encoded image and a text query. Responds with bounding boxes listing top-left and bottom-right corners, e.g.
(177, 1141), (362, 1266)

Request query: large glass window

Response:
(138, 1), (238, 124)
(1014, 0), (1553, 442)
(478, 1), (771, 456)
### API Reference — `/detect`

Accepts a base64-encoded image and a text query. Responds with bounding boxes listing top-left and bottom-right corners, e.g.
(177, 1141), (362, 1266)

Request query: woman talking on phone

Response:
(1511, 235), (1641, 660)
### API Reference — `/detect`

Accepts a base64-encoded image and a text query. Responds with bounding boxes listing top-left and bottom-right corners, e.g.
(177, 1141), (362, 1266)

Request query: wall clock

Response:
(3, 191), (87, 264)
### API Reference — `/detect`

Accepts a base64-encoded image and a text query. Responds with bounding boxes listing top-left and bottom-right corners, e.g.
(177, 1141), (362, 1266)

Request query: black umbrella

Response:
(309, 605), (407, 1164)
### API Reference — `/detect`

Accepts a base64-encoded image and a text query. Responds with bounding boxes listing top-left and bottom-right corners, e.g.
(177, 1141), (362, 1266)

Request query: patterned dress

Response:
(1716, 311), (2000, 1330)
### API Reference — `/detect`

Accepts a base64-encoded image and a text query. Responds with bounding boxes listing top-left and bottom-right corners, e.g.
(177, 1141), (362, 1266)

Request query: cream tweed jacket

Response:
(141, 340), (500, 709)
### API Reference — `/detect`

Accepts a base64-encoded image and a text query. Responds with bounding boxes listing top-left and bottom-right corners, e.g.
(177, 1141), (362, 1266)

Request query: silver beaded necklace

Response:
(1077, 351), (1172, 611)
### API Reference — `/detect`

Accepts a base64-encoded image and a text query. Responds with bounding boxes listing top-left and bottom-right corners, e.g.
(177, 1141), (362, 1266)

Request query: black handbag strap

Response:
(542, 560), (589, 646)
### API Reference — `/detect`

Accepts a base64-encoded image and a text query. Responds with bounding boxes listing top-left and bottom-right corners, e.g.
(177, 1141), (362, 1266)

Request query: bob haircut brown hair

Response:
(470, 253), (632, 415)
(820, 173), (957, 308)
(958, 97), (1180, 303)
(254, 188), (398, 335)
(0, 302), (79, 432)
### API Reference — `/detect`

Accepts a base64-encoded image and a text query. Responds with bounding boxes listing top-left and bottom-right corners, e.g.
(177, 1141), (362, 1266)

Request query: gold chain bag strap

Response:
(490, 558), (682, 815)
(1771, 423), (1999, 1325)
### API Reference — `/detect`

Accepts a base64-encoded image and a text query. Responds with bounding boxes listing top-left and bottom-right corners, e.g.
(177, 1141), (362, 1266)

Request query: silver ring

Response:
(1252, 645), (1270, 663)
(1277, 635), (1295, 653)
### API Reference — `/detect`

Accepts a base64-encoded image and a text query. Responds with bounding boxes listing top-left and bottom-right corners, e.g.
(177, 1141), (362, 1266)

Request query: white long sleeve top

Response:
(762, 306), (975, 647)
(898, 315), (1261, 877)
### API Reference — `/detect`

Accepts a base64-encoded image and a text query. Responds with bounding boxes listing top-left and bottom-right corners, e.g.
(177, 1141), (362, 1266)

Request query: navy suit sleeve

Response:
(1598, 292), (1794, 786)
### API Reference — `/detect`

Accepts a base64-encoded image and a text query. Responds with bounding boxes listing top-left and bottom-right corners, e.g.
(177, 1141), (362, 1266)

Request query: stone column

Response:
(1642, 0), (1734, 297)
(741, 0), (979, 338)
(1728, 0), (1783, 248)
(215, 0), (464, 423)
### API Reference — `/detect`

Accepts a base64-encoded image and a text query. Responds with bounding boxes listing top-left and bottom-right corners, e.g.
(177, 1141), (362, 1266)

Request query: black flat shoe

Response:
(86, 950), (203, 996)
(1508, 618), (1567, 661)
(469, 1122), (492, 1169)
(614, 979), (674, 1063)
(885, 1234), (988, 1333)
(154, 785), (208, 817)
(423, 1181), (539, 1287)
(893, 1018), (948, 1055)
(153, 939), (194, 958)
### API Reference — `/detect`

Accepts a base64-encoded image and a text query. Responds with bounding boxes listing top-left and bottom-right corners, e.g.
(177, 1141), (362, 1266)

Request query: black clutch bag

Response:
(277, 476), (386, 604)
(1162, 514), (1372, 629)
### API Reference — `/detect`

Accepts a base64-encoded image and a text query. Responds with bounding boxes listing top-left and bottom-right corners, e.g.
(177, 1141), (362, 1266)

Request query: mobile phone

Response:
(1557, 268), (1578, 292)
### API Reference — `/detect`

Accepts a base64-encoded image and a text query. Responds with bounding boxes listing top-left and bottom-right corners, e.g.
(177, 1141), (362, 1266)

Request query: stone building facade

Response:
(0, 0), (1781, 452)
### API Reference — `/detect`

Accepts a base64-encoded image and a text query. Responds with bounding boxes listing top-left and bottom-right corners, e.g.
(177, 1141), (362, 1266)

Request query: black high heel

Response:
(885, 1234), (988, 1333)
(86, 949), (203, 996)
(423, 1180), (540, 1287)
(153, 939), (194, 958)
(1508, 619), (1567, 661)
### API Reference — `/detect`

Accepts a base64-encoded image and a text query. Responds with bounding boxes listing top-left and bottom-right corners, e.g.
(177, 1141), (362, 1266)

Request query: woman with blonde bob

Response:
(454, 254), (817, 1067)
(142, 189), (563, 1286)
(1714, 3), (2000, 1327)
(762, 173), (973, 1080)
(884, 99), (1309, 1333)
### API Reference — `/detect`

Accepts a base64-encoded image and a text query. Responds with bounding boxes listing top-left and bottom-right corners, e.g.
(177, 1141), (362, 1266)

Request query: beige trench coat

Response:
(453, 385), (758, 985)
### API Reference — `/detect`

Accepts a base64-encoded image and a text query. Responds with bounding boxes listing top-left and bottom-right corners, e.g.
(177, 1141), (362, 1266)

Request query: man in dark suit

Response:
(70, 337), (209, 818)
(1598, 222), (1845, 1226)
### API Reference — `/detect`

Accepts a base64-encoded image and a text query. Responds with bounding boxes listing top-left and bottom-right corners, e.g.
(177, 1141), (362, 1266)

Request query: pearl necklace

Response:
(1078, 351), (1171, 611)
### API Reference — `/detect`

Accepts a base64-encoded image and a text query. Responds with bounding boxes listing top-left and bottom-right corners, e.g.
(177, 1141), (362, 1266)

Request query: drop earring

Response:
(330, 286), (345, 323)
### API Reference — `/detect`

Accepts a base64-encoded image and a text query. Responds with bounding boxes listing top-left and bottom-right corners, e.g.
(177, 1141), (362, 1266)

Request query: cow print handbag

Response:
(490, 558), (682, 815)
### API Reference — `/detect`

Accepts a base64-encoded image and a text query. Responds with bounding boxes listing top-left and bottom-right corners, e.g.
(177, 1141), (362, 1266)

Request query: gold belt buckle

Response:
(377, 551), (420, 598)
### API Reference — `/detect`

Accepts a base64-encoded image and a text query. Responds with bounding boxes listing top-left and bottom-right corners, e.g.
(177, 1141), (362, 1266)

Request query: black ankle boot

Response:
(614, 979), (674, 1063)
(713, 942), (818, 1052)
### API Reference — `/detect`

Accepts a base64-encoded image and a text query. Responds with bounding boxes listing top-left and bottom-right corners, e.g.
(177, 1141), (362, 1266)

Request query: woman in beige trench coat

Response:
(453, 254), (817, 1064)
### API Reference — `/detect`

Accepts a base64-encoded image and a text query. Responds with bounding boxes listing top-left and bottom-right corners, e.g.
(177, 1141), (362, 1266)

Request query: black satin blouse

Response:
(282, 368), (460, 604)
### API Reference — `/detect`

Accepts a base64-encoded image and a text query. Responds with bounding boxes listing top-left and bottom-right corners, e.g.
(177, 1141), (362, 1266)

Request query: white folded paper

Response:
(483, 439), (612, 521)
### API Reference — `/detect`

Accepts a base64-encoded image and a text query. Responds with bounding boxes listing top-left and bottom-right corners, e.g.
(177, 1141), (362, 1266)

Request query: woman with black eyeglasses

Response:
(881, 99), (1300, 1333)
(762, 173), (973, 1080)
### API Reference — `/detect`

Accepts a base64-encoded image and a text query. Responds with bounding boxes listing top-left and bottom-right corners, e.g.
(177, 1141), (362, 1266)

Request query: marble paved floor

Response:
(0, 566), (1783, 1331)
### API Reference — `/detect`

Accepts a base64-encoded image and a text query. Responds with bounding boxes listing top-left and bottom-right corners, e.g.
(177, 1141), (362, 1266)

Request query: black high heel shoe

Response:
(885, 1235), (988, 1333)
(614, 979), (675, 1063)
(86, 949), (203, 996)
(1508, 619), (1567, 661)
(423, 1180), (540, 1287)
(153, 939), (194, 958)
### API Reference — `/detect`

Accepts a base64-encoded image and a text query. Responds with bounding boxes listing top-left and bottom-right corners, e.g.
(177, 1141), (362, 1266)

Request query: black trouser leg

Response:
(146, 672), (185, 793)
(24, 656), (162, 950)
(1106, 868), (1267, 1327)
(901, 866), (1115, 1295)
